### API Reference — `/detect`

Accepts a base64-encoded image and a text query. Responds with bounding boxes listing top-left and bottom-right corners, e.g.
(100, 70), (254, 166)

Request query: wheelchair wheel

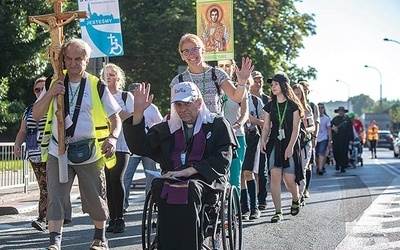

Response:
(221, 185), (242, 250)
(227, 186), (242, 250)
(141, 191), (158, 250)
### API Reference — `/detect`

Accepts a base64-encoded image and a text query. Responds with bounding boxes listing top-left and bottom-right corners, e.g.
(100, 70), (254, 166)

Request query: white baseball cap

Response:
(171, 82), (200, 104)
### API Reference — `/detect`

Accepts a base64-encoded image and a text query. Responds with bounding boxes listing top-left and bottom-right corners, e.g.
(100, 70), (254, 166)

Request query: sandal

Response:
(270, 211), (283, 223)
(291, 198), (300, 216)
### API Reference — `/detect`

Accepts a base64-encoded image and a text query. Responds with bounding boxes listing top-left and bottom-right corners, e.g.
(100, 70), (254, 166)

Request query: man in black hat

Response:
(331, 106), (354, 172)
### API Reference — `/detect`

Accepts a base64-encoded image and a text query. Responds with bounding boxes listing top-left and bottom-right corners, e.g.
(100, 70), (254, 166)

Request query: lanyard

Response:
(69, 83), (81, 109)
(276, 100), (288, 129)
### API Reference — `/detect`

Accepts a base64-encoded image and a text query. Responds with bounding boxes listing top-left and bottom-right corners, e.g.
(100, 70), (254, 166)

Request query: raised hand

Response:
(133, 82), (153, 113)
(235, 57), (254, 85)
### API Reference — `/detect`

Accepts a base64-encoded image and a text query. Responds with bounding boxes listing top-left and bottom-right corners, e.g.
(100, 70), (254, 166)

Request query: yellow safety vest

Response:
(367, 125), (379, 141)
(41, 72), (116, 169)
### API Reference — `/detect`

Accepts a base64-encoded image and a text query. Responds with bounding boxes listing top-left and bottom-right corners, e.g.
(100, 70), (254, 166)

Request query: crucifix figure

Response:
(29, 0), (89, 183)
(30, 14), (78, 80)
(29, 0), (89, 80)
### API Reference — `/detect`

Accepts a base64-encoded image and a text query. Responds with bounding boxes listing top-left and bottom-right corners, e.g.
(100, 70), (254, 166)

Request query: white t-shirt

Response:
(113, 90), (134, 153)
(247, 93), (264, 131)
(38, 76), (121, 164)
(317, 114), (331, 143)
(223, 93), (248, 137)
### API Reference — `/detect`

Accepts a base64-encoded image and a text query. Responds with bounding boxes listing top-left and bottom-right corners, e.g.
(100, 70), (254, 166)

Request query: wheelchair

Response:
(141, 181), (242, 250)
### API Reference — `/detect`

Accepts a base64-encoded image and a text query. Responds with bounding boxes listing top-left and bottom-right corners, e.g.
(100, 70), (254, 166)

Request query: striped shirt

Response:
(22, 105), (47, 162)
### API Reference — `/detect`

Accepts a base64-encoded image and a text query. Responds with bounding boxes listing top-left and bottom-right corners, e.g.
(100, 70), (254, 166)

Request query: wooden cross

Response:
(29, 0), (89, 159)
(29, 0), (88, 80)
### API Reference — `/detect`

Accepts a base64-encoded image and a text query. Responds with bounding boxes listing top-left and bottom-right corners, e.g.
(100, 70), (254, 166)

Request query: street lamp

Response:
(364, 65), (382, 107)
(383, 38), (400, 45)
(335, 79), (350, 110)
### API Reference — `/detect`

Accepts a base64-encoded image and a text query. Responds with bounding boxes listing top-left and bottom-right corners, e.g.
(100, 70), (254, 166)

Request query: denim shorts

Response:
(268, 147), (295, 174)
(316, 140), (328, 156)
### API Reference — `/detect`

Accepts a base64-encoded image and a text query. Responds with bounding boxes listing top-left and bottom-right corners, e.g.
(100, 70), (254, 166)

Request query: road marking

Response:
(336, 176), (400, 250)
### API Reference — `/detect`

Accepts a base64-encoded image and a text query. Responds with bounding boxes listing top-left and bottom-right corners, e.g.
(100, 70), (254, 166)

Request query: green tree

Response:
(113, 0), (316, 114)
(1, 0), (316, 138)
(351, 94), (376, 117)
(0, 0), (80, 139)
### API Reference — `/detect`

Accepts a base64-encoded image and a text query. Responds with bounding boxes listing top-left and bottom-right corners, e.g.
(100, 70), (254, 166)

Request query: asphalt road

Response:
(1, 148), (400, 250)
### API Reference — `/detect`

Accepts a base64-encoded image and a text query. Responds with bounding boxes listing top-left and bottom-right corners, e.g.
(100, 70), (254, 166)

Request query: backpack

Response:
(121, 91), (128, 104)
(299, 122), (312, 149)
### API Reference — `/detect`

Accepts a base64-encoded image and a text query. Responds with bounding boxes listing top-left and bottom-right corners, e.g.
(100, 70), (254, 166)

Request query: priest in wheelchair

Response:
(124, 82), (240, 250)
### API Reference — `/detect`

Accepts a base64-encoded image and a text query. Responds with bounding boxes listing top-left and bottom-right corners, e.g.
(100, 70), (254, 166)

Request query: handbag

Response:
(26, 127), (39, 150)
(67, 138), (95, 163)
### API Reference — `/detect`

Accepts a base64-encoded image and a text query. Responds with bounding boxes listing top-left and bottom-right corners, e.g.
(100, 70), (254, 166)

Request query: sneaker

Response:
(105, 219), (115, 233)
(46, 245), (59, 250)
(113, 218), (125, 233)
(300, 196), (306, 207)
(89, 239), (109, 250)
(249, 209), (261, 219)
(303, 189), (310, 198)
(241, 211), (250, 220)
(291, 198), (300, 216)
(31, 218), (47, 231)
(258, 204), (267, 211)
(270, 212), (283, 223)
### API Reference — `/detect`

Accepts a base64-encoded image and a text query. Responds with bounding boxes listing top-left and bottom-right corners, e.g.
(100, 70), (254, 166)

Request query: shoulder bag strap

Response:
(66, 77), (87, 138)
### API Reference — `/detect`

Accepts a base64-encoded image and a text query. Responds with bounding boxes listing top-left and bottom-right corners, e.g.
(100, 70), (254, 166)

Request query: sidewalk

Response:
(0, 163), (146, 216)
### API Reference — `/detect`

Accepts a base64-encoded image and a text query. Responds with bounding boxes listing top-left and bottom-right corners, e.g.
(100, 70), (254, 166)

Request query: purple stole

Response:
(161, 127), (206, 204)
(171, 128), (206, 169)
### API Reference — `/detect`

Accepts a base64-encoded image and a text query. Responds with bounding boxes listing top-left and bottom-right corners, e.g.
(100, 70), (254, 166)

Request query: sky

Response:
(294, 0), (400, 104)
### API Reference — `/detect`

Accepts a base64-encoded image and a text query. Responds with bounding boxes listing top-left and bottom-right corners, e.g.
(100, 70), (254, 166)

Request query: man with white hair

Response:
(123, 82), (238, 250)
(33, 38), (121, 250)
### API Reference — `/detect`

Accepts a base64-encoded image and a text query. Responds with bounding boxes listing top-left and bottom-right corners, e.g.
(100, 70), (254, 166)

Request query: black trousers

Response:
(333, 139), (349, 170)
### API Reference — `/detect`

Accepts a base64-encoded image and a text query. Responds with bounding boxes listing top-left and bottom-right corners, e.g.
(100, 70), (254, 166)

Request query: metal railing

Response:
(0, 142), (35, 192)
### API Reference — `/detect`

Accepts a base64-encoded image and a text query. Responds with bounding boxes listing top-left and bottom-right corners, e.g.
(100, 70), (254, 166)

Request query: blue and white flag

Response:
(78, 0), (124, 58)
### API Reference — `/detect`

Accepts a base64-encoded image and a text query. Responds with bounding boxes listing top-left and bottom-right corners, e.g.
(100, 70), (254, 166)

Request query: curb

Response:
(0, 163), (147, 216)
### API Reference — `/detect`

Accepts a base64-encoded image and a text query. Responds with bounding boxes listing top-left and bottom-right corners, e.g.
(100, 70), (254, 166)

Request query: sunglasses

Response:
(181, 47), (200, 56)
(34, 87), (44, 93)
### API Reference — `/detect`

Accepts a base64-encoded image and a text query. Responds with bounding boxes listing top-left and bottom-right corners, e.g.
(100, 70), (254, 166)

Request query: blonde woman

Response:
(170, 33), (253, 114)
(101, 63), (133, 233)
(292, 83), (315, 206)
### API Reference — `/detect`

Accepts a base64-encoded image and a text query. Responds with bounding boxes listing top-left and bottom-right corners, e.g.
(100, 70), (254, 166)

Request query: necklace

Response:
(69, 82), (81, 108)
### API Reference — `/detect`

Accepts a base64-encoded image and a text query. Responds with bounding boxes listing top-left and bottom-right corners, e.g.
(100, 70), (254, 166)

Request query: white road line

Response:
(336, 176), (400, 250)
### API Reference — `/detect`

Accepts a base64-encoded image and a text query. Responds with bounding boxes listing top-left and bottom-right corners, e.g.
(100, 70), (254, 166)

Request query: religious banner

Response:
(78, 0), (124, 58)
(197, 0), (234, 62)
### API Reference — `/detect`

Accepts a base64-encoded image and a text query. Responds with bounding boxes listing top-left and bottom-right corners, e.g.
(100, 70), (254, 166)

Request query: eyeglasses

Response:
(181, 47), (200, 56)
(34, 87), (43, 93)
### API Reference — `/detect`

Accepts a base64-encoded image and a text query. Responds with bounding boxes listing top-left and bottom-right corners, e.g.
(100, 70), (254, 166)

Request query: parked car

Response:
(377, 130), (394, 150)
(394, 132), (400, 158)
